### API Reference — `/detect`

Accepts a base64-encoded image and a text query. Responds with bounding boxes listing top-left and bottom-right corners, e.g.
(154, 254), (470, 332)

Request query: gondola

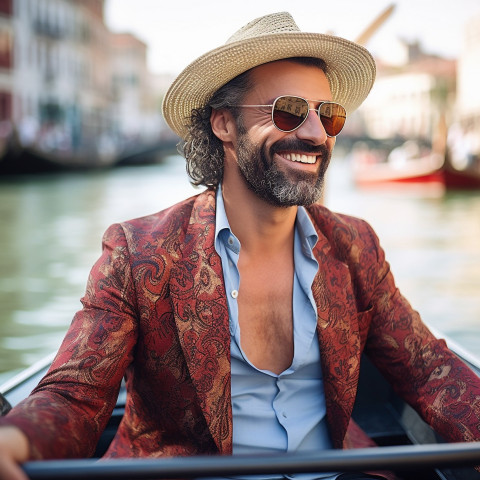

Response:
(0, 137), (179, 176)
(1, 333), (480, 480)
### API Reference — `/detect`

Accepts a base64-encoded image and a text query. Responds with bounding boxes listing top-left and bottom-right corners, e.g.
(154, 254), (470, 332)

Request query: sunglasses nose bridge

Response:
(295, 105), (329, 142)
(305, 103), (332, 135)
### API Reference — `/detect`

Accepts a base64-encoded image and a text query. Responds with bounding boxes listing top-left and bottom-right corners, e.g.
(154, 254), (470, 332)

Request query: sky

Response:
(104, 0), (480, 76)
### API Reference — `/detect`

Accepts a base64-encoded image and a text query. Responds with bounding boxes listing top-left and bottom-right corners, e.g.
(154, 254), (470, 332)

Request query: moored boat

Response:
(351, 140), (480, 191)
(0, 135), (179, 176)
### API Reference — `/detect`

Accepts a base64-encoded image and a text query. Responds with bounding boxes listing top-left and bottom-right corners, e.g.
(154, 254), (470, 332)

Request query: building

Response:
(110, 32), (156, 144)
(0, 0), (168, 167)
(12, 0), (108, 157)
(359, 40), (456, 147)
(448, 13), (480, 166)
(456, 14), (480, 121)
(0, 0), (13, 153)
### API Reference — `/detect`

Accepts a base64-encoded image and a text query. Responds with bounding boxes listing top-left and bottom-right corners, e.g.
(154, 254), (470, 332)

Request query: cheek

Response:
(237, 112), (292, 155)
(246, 115), (287, 141)
(244, 122), (275, 140)
(240, 108), (277, 133)
(240, 125), (281, 154)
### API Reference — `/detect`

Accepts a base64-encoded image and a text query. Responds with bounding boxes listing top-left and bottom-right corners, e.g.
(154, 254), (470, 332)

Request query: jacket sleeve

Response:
(360, 220), (480, 443)
(0, 223), (139, 460)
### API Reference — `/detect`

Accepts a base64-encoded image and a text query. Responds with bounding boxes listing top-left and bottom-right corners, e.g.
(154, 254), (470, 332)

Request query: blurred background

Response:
(0, 0), (479, 381)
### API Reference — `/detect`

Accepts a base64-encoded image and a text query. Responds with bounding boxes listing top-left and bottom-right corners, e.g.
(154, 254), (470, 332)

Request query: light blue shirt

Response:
(214, 186), (338, 480)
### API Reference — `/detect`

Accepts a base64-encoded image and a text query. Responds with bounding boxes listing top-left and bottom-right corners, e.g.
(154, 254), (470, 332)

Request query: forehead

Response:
(247, 60), (332, 101)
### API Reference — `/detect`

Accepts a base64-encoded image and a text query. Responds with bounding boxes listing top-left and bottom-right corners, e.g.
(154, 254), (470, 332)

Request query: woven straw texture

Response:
(162, 12), (376, 139)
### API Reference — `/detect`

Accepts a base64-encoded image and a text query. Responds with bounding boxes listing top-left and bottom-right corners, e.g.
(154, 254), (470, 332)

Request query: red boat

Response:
(351, 140), (480, 190)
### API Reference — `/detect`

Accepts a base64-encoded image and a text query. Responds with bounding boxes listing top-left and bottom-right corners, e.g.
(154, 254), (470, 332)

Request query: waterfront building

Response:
(457, 14), (480, 121)
(0, 0), (13, 155)
(12, 0), (111, 158)
(358, 40), (456, 146)
(452, 13), (480, 165)
(110, 32), (158, 146)
(1, 0), (166, 166)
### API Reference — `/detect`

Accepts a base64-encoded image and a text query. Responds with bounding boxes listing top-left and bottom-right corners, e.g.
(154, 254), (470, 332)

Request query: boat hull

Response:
(352, 145), (480, 191)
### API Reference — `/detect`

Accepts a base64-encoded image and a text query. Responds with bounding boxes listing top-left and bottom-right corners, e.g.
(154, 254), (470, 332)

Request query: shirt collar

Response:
(296, 205), (319, 255)
(215, 184), (239, 254)
(215, 184), (230, 237)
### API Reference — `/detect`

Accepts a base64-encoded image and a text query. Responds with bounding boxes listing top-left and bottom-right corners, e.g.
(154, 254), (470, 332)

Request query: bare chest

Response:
(236, 260), (294, 374)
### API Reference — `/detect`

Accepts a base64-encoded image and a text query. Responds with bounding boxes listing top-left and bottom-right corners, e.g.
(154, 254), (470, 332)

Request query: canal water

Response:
(0, 154), (479, 383)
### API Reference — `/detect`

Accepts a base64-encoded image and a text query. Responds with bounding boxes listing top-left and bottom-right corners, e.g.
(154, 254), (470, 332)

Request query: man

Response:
(0, 11), (479, 480)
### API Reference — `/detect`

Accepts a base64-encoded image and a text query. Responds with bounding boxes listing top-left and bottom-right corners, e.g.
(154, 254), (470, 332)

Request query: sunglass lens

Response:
(319, 102), (346, 136)
(272, 96), (309, 131)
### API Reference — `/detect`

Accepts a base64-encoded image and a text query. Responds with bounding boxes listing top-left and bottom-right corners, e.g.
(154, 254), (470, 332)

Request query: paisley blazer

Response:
(2, 189), (480, 460)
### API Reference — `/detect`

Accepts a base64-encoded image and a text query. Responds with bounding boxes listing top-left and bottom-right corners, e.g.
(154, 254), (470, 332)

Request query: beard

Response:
(235, 128), (332, 207)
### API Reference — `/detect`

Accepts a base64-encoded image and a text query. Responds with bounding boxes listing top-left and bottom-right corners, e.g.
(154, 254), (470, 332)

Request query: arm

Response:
(361, 221), (480, 443)
(0, 223), (139, 460)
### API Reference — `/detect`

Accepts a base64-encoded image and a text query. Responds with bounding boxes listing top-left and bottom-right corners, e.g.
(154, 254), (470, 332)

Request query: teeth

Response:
(283, 153), (316, 164)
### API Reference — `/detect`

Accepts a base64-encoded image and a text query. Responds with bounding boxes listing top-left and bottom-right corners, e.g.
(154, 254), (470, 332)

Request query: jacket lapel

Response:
(311, 228), (361, 449)
(169, 190), (233, 454)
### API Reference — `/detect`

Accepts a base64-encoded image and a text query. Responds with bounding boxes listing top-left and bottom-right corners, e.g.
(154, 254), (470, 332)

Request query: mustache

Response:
(269, 139), (330, 157)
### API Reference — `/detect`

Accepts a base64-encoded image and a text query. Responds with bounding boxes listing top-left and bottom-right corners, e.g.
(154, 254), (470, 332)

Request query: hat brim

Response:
(162, 32), (376, 139)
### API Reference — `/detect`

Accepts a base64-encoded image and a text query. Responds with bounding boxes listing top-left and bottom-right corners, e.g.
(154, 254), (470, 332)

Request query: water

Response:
(0, 155), (479, 384)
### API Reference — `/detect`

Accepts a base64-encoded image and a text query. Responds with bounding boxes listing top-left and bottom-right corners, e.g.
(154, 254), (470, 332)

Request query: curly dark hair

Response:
(178, 57), (327, 188)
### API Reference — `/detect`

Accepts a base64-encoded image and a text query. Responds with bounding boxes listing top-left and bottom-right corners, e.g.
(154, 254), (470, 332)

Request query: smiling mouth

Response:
(281, 153), (318, 164)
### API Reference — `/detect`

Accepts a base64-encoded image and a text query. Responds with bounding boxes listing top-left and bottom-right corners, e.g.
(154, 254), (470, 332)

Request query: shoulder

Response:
(307, 203), (377, 239)
(103, 189), (216, 255)
(306, 203), (381, 261)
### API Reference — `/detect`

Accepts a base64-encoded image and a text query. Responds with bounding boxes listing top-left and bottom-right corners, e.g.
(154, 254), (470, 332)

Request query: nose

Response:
(295, 108), (328, 145)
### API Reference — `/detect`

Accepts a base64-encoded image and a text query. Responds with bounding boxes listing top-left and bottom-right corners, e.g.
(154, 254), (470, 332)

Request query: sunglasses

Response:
(232, 95), (347, 137)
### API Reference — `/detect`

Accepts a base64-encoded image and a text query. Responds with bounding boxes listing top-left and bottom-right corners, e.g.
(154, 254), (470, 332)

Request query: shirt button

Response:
(231, 290), (238, 299)
(282, 412), (287, 418)
(228, 237), (234, 245)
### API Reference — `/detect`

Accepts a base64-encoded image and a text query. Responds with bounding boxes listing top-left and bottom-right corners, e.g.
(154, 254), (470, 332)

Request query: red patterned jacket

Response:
(2, 189), (480, 460)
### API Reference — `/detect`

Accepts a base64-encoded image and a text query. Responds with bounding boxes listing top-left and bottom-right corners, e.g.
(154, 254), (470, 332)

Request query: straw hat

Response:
(162, 12), (376, 139)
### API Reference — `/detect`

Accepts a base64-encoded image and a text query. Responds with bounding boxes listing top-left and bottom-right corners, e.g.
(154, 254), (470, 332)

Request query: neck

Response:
(221, 171), (297, 255)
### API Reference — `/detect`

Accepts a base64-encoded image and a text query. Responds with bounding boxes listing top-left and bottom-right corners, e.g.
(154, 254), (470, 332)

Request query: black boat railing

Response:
(22, 442), (480, 480)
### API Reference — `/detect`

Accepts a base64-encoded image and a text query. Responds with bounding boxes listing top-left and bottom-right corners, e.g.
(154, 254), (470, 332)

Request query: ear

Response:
(210, 108), (236, 142)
